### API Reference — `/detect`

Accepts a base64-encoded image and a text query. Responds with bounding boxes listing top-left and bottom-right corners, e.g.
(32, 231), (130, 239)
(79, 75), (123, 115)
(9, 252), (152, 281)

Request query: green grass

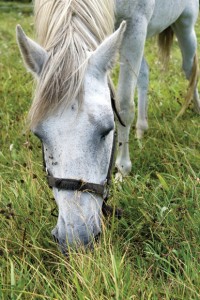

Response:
(0, 4), (200, 300)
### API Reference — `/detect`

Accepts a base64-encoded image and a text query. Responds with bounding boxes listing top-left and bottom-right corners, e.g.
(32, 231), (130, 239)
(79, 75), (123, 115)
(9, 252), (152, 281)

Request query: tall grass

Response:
(0, 4), (200, 299)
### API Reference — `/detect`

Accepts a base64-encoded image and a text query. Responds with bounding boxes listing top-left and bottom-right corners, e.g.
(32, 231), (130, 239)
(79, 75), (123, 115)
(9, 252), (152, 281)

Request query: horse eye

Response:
(101, 127), (114, 140)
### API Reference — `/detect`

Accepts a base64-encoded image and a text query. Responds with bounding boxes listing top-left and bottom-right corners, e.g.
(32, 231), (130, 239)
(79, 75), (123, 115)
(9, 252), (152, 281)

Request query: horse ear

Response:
(16, 24), (48, 77)
(89, 21), (126, 75)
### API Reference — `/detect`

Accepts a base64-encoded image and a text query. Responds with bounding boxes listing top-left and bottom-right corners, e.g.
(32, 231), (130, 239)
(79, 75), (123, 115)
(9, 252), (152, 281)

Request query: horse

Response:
(16, 0), (199, 252)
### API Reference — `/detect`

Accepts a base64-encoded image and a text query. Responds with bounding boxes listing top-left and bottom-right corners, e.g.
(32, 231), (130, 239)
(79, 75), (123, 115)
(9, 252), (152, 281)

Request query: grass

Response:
(0, 3), (200, 300)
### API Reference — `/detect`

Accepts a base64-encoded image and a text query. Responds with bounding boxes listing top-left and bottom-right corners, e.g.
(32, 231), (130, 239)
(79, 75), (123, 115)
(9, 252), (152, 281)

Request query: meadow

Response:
(0, 3), (200, 299)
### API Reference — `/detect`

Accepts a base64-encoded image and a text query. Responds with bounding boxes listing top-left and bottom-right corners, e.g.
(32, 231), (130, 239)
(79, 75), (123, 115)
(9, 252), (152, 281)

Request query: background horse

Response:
(17, 0), (199, 251)
(115, 0), (200, 176)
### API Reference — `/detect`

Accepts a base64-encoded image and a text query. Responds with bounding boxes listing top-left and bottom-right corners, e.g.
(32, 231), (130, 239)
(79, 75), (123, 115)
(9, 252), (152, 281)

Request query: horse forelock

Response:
(29, 0), (115, 128)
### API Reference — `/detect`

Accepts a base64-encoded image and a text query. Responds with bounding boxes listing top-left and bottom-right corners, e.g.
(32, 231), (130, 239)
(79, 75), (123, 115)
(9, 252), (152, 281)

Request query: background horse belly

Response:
(147, 0), (187, 38)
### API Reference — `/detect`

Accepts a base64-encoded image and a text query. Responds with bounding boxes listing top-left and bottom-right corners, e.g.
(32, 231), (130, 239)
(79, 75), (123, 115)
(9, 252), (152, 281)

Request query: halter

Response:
(42, 88), (125, 218)
(46, 130), (117, 200)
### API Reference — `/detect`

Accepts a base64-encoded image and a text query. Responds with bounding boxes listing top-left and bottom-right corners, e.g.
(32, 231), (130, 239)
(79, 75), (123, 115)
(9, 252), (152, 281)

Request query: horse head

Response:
(16, 22), (126, 252)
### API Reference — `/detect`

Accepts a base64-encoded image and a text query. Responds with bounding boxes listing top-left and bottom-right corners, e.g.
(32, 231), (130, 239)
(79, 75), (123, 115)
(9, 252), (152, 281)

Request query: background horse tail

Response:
(176, 52), (199, 118)
(158, 26), (174, 67)
(158, 27), (199, 117)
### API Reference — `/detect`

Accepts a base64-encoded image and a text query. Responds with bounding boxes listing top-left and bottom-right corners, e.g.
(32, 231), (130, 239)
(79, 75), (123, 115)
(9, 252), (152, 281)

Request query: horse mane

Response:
(29, 0), (115, 128)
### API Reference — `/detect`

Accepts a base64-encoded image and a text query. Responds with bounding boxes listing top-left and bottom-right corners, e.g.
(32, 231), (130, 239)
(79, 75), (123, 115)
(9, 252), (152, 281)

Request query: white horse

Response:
(115, 0), (200, 176)
(16, 0), (199, 251)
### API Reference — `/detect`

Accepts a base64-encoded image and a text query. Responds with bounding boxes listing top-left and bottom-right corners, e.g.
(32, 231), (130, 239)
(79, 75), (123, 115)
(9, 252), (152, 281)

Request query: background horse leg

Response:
(172, 4), (200, 116)
(136, 57), (149, 139)
(116, 19), (148, 176)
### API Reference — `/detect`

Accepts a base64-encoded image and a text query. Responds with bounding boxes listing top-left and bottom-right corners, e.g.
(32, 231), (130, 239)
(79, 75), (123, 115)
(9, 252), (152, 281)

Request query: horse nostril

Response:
(94, 232), (101, 243)
(52, 234), (59, 244)
(51, 227), (59, 243)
